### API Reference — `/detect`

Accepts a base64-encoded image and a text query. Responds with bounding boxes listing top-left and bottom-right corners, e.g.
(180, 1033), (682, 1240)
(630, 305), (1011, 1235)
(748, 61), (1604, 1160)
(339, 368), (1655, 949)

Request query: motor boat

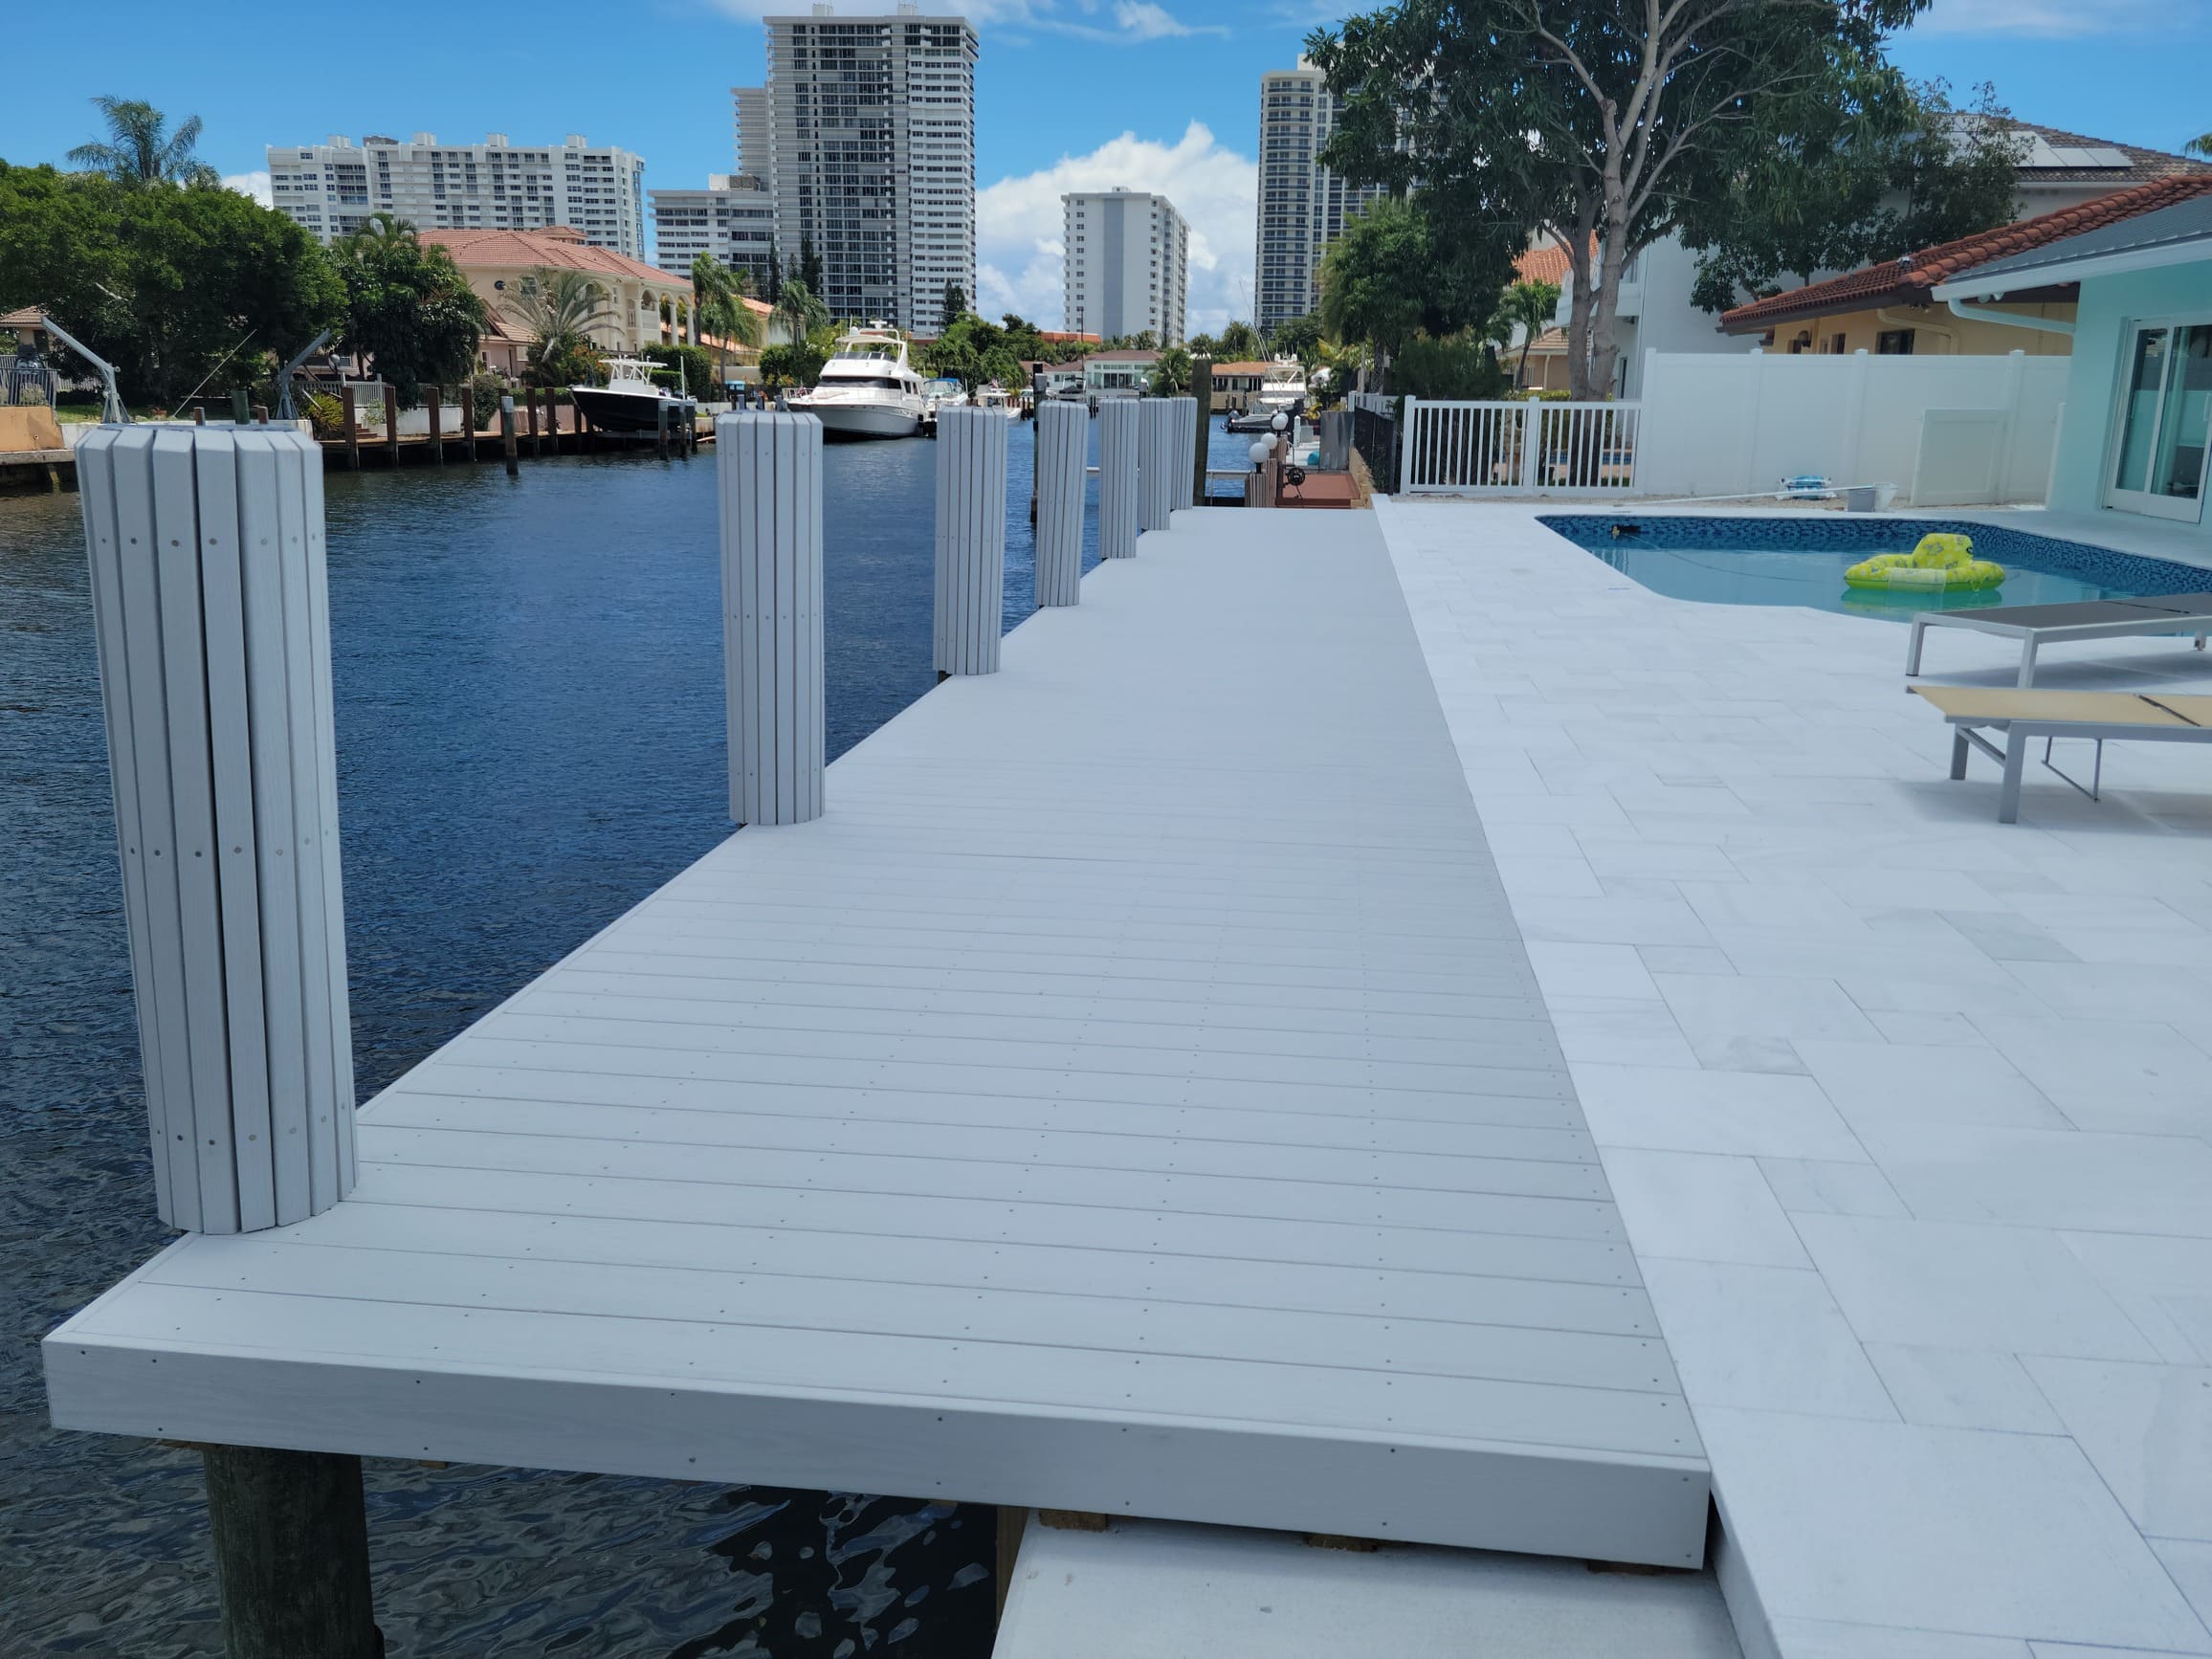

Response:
(787, 324), (927, 440)
(567, 356), (696, 433)
(919, 376), (965, 415)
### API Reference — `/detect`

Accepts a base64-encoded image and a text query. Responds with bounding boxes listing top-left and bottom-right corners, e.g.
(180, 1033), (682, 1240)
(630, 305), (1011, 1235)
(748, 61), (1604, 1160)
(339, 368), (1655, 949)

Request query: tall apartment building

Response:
(265, 134), (648, 259)
(1061, 189), (1188, 344)
(650, 176), (778, 280)
(1253, 61), (1382, 333)
(732, 5), (979, 334)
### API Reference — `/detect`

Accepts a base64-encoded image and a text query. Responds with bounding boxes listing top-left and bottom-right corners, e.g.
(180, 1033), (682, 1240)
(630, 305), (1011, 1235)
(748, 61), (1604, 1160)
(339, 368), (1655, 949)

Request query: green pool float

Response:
(1845, 533), (2005, 592)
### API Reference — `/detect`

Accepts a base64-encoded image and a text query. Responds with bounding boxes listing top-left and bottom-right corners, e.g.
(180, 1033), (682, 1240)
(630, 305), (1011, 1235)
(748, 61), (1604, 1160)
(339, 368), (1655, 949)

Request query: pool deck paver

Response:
(1379, 498), (2212, 1658)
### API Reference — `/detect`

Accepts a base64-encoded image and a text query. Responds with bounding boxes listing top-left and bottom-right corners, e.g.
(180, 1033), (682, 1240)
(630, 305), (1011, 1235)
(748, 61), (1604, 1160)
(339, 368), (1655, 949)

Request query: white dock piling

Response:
(1138, 399), (1175, 533)
(934, 406), (1008, 674)
(1097, 398), (1139, 559)
(717, 411), (825, 826)
(1033, 400), (1085, 608)
(1170, 396), (1198, 511)
(76, 426), (355, 1233)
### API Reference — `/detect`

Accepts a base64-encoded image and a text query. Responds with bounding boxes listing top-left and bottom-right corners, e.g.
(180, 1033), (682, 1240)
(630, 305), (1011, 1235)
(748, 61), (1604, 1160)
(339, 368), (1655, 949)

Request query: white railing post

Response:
(1519, 401), (1543, 493)
(1138, 398), (1175, 532)
(1033, 399), (1085, 607)
(933, 405), (1008, 675)
(717, 409), (825, 827)
(1097, 398), (1139, 559)
(1399, 396), (1418, 494)
(1170, 395), (1198, 511)
(77, 425), (354, 1234)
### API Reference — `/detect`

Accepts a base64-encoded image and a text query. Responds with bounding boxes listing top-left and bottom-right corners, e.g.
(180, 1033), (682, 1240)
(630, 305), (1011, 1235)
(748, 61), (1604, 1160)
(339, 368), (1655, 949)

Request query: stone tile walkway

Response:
(1380, 499), (2212, 1659)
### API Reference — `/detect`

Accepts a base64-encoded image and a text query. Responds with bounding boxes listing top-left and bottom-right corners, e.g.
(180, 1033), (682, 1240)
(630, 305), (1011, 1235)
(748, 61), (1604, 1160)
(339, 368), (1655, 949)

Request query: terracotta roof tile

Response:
(1719, 174), (2212, 333)
(421, 227), (689, 291)
(1515, 245), (1574, 285)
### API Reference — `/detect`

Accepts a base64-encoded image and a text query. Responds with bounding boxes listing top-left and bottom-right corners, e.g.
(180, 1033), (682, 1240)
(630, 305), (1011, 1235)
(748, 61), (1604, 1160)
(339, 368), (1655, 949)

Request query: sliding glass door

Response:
(2108, 320), (2212, 522)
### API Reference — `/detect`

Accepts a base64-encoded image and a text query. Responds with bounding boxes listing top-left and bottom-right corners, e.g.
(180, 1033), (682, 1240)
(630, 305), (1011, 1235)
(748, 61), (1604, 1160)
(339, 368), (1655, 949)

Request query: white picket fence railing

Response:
(1399, 398), (1643, 497)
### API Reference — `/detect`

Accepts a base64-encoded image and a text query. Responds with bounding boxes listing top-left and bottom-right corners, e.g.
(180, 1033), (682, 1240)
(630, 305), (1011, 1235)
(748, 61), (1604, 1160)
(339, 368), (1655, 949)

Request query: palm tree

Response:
(505, 268), (616, 387)
(346, 211), (421, 250)
(1488, 279), (1561, 389)
(771, 277), (830, 346)
(691, 253), (762, 391)
(2189, 131), (2212, 160)
(68, 97), (218, 187)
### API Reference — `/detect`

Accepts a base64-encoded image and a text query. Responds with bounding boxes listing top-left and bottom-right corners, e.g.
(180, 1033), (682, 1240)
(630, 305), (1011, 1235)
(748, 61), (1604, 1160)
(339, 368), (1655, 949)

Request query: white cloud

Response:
(1907, 0), (2163, 34)
(975, 121), (1256, 337)
(225, 169), (273, 207)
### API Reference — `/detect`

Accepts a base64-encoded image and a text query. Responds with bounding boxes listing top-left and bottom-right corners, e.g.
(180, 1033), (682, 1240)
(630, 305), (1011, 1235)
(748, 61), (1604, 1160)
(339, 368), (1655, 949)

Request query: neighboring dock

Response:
(47, 505), (1708, 1568)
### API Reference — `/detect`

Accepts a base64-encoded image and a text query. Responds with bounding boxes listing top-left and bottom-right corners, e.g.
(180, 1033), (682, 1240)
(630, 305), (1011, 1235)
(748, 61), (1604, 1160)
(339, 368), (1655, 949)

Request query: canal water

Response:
(0, 418), (1253, 1655)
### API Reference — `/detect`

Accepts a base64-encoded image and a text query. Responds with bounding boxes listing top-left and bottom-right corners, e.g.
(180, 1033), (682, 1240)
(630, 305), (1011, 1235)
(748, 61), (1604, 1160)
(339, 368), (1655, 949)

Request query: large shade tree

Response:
(67, 97), (218, 187)
(1311, 0), (1934, 397)
(1677, 77), (2024, 312)
(0, 161), (341, 407)
(332, 214), (486, 404)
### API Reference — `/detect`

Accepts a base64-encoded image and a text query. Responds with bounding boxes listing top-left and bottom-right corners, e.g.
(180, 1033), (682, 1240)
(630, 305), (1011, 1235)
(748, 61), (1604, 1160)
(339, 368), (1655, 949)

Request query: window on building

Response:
(1876, 329), (1914, 356)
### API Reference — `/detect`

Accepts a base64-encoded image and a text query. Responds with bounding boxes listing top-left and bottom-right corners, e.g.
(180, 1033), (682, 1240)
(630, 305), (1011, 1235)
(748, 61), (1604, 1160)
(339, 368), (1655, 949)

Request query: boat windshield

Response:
(833, 342), (902, 363)
(819, 376), (911, 393)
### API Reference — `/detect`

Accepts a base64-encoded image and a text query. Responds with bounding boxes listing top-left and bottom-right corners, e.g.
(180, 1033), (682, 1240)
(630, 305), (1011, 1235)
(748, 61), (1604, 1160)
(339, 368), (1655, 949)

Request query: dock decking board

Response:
(46, 507), (1711, 1566)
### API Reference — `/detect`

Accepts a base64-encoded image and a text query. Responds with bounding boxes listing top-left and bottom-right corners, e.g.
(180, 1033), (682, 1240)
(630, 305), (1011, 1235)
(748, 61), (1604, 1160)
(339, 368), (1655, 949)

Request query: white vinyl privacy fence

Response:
(1400, 399), (1644, 496)
(1634, 346), (2068, 505)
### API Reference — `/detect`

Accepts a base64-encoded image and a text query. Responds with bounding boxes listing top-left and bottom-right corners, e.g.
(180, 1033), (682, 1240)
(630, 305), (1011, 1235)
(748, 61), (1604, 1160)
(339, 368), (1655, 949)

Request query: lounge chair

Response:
(1912, 685), (2212, 823)
(1907, 593), (2212, 688)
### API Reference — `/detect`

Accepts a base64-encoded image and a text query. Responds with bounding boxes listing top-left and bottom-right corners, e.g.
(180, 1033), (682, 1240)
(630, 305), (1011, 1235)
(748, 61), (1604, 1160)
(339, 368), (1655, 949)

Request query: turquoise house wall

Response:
(2048, 264), (2212, 549)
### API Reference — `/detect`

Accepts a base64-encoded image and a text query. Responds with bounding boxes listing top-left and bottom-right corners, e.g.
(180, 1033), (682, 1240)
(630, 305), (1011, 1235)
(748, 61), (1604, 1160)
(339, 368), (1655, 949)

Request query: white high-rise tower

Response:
(1252, 61), (1382, 334)
(733, 6), (979, 333)
(1061, 190), (1188, 344)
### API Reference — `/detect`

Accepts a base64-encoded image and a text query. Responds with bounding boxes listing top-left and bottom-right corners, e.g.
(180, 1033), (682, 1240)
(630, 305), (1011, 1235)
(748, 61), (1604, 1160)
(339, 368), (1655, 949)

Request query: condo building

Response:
(650, 176), (778, 282)
(265, 134), (648, 260)
(1062, 189), (1189, 344)
(730, 5), (979, 333)
(1253, 61), (1382, 333)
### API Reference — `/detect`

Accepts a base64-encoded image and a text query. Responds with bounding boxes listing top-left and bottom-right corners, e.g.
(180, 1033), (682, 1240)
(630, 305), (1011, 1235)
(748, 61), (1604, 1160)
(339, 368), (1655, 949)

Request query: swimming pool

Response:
(1539, 515), (2210, 621)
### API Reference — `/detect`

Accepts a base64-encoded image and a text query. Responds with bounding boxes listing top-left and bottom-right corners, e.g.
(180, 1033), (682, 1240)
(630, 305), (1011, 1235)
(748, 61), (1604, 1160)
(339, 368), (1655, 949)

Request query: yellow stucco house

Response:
(419, 226), (691, 374)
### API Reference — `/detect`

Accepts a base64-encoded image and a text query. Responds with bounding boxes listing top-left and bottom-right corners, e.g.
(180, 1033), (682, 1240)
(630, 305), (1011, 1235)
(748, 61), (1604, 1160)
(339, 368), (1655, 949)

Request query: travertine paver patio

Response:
(1381, 499), (2212, 1659)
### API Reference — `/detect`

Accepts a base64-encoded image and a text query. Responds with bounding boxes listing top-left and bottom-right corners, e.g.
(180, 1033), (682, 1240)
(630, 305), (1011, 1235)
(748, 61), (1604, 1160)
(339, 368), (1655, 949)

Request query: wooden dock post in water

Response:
(426, 387), (443, 464)
(459, 386), (476, 458)
(1190, 360), (1214, 505)
(342, 385), (360, 470)
(655, 399), (669, 460)
(1097, 398), (1139, 559)
(252, 404), (269, 427)
(1137, 398), (1174, 533)
(934, 407), (1008, 675)
(202, 1445), (380, 1659)
(717, 411), (825, 826)
(382, 385), (399, 466)
(75, 423), (379, 1648)
(499, 395), (519, 476)
(1032, 399), (1084, 608)
(232, 389), (251, 426)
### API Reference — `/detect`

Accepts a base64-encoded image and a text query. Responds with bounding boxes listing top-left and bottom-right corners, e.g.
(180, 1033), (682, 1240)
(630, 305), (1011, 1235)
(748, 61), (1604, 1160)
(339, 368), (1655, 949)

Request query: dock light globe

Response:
(1249, 440), (1269, 465)
(1270, 411), (1289, 432)
(1263, 431), (1280, 453)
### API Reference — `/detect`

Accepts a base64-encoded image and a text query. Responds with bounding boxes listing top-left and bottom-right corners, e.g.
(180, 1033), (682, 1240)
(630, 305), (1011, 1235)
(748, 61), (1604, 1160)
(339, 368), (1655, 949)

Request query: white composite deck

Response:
(46, 507), (1709, 1568)
(1380, 499), (2212, 1658)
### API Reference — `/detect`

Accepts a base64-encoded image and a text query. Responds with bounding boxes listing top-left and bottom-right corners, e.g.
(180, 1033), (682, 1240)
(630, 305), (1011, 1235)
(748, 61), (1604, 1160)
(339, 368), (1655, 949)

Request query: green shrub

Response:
(638, 342), (716, 397)
(467, 370), (507, 428)
(302, 393), (345, 439)
(1392, 330), (1508, 401)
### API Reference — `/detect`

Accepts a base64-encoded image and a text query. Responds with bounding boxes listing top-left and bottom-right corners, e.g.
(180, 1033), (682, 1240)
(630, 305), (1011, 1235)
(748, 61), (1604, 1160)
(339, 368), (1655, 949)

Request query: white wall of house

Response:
(1556, 236), (1762, 396)
(1635, 346), (2069, 505)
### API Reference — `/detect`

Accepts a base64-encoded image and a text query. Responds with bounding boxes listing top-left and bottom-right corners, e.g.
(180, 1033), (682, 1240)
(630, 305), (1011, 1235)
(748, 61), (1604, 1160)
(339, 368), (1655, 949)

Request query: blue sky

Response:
(1, 0), (2201, 333)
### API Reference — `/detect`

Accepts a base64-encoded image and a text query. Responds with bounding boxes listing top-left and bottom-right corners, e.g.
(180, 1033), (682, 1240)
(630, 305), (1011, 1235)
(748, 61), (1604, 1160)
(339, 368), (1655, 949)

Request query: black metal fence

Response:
(1347, 392), (1399, 494)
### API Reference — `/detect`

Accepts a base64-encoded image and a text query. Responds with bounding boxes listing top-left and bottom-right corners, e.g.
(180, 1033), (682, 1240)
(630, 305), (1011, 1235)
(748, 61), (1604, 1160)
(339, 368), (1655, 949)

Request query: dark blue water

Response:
(0, 417), (1230, 1655)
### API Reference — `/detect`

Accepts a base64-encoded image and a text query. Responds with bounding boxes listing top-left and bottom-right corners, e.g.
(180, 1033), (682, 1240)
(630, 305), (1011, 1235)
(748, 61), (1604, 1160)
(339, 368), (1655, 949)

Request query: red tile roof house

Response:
(1550, 121), (2211, 395)
(420, 226), (694, 363)
(1718, 174), (2212, 360)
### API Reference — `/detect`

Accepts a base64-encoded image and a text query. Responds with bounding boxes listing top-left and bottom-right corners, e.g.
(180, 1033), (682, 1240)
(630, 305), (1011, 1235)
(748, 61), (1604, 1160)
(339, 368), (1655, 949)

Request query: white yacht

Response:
(788, 324), (926, 440)
(567, 357), (695, 433)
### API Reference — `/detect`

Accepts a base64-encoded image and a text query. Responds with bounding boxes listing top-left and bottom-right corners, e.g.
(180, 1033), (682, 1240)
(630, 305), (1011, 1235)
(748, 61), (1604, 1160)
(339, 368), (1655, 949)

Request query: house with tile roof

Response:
(1718, 175), (2212, 359)
(420, 226), (693, 360)
(1935, 188), (2212, 544)
(1554, 120), (2211, 397)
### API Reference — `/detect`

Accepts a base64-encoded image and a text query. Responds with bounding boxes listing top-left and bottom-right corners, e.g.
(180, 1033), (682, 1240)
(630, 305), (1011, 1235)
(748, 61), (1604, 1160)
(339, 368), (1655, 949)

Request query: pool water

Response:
(1540, 515), (2210, 622)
